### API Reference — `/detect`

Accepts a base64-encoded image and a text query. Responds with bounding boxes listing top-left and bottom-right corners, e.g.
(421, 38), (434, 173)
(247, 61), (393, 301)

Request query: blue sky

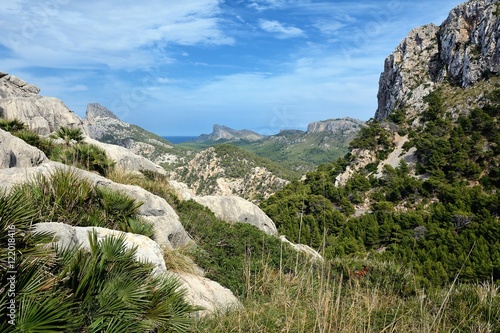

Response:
(1, 0), (464, 136)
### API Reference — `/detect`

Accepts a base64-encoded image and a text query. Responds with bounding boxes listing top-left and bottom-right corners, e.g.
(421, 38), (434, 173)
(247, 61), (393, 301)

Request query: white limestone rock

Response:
(34, 222), (167, 274)
(83, 137), (167, 176)
(0, 129), (48, 168)
(193, 195), (278, 236)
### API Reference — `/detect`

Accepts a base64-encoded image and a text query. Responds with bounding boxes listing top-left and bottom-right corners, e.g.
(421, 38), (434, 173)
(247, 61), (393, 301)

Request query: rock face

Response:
(196, 124), (266, 142)
(193, 195), (278, 236)
(0, 129), (48, 168)
(306, 118), (366, 135)
(0, 72), (84, 135)
(174, 272), (241, 318)
(34, 222), (241, 316)
(0, 161), (189, 249)
(376, 0), (500, 120)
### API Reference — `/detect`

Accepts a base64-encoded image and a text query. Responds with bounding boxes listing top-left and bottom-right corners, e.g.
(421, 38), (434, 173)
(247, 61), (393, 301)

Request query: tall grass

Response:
(193, 256), (500, 333)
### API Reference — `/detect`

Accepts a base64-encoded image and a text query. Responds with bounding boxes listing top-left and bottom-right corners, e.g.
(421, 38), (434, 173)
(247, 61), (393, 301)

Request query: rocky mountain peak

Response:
(376, 0), (500, 120)
(197, 124), (266, 142)
(85, 103), (120, 121)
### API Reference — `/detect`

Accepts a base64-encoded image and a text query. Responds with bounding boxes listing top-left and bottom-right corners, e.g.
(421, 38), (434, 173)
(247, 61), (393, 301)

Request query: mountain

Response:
(83, 103), (189, 169)
(184, 118), (365, 172)
(196, 124), (266, 142)
(260, 0), (500, 288)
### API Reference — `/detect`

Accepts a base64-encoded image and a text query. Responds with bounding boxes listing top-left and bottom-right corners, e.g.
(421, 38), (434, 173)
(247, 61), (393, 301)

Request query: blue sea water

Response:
(163, 136), (197, 144)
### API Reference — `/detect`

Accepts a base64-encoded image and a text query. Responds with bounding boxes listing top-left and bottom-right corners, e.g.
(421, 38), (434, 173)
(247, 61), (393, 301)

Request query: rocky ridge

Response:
(170, 146), (290, 203)
(376, 0), (500, 121)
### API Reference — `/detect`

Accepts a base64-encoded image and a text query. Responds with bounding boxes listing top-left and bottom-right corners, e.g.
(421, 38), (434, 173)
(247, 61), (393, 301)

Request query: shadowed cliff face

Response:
(376, 0), (500, 120)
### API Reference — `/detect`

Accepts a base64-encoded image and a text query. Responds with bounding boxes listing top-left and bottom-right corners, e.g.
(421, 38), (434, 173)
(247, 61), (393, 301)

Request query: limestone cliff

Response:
(376, 0), (500, 120)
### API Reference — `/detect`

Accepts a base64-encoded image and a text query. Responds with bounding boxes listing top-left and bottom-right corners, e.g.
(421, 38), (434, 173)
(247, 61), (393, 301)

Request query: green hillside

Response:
(179, 122), (362, 173)
(260, 81), (500, 288)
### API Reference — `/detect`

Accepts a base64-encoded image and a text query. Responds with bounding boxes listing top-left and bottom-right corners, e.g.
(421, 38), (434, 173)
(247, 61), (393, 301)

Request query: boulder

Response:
(193, 195), (278, 236)
(34, 222), (241, 316)
(0, 72), (84, 135)
(172, 272), (242, 318)
(279, 236), (323, 262)
(34, 222), (167, 274)
(0, 129), (48, 168)
(83, 137), (167, 175)
(0, 162), (189, 249)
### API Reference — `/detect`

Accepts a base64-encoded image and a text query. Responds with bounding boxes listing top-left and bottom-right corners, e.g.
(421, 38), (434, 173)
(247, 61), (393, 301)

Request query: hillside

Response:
(170, 144), (297, 203)
(182, 117), (365, 172)
(260, 0), (500, 289)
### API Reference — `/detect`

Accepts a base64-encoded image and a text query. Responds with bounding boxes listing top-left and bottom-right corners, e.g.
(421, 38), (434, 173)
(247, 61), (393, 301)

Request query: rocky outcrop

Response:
(83, 103), (126, 139)
(193, 195), (278, 236)
(83, 137), (167, 175)
(376, 0), (500, 120)
(0, 72), (40, 97)
(306, 118), (366, 135)
(0, 161), (189, 249)
(33, 222), (241, 316)
(279, 236), (323, 261)
(0, 129), (48, 168)
(0, 72), (84, 135)
(196, 124), (266, 142)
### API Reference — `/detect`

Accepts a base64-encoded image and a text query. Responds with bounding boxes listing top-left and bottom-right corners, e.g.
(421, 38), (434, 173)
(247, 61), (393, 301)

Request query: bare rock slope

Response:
(376, 0), (500, 120)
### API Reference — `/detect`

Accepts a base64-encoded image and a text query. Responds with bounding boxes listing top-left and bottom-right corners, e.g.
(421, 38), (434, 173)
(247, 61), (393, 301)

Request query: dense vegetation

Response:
(0, 179), (196, 332)
(261, 87), (500, 288)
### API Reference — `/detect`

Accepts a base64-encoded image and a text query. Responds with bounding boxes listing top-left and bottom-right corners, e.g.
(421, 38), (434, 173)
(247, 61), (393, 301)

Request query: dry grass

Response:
(163, 244), (201, 275)
(193, 257), (500, 333)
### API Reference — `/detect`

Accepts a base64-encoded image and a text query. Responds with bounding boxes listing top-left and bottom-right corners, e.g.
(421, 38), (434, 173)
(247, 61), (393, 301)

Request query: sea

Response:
(162, 136), (197, 144)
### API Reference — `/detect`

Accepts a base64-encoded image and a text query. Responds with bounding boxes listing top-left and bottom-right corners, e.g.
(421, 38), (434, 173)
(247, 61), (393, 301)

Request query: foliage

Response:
(11, 168), (154, 237)
(349, 120), (393, 160)
(0, 118), (26, 132)
(0, 176), (195, 332)
(174, 199), (305, 297)
(193, 256), (500, 332)
(56, 231), (196, 332)
(53, 126), (84, 145)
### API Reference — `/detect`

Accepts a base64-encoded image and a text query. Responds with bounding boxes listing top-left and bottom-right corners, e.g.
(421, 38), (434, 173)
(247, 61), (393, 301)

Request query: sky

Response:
(0, 0), (464, 136)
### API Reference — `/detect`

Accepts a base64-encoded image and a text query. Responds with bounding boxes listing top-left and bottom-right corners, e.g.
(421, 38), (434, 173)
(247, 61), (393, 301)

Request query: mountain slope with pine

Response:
(260, 0), (500, 288)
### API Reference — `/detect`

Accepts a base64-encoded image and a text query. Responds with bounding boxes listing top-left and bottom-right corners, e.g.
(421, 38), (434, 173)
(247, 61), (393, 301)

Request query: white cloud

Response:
(0, 0), (232, 70)
(258, 19), (305, 39)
